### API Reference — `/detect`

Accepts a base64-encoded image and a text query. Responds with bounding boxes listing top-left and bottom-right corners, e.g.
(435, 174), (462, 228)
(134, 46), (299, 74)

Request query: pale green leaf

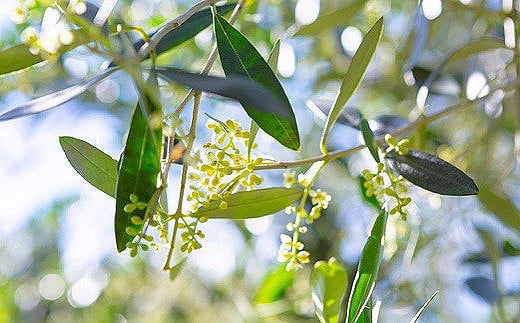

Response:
(190, 188), (302, 219)
(59, 136), (117, 197)
(320, 18), (383, 153)
(311, 258), (348, 323)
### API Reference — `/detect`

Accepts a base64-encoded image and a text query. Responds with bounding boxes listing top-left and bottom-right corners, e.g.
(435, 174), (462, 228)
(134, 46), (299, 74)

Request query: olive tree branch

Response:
(256, 82), (518, 171)
(162, 0), (246, 270)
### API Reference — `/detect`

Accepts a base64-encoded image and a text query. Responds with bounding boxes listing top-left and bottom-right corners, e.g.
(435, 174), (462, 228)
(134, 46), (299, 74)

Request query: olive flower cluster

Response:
(180, 119), (264, 253)
(279, 167), (331, 271)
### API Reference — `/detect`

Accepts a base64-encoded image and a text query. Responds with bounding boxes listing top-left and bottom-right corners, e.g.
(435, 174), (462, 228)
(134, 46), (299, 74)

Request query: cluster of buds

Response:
(180, 119), (265, 253)
(178, 218), (206, 253)
(384, 134), (410, 155)
(187, 119), (263, 213)
(279, 169), (331, 271)
(362, 163), (411, 220)
(123, 194), (154, 257)
(123, 193), (173, 256)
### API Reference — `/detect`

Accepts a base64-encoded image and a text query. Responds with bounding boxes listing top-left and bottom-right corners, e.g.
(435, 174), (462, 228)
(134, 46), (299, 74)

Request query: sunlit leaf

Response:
(360, 119), (379, 163)
(0, 68), (117, 121)
(214, 13), (300, 150)
(311, 258), (348, 323)
(347, 208), (388, 323)
(115, 78), (162, 252)
(190, 188), (303, 220)
(385, 149), (478, 196)
(155, 68), (293, 120)
(295, 0), (367, 36)
(59, 136), (117, 197)
(320, 18), (383, 153)
(0, 44), (45, 76)
(478, 186), (520, 233)
(254, 263), (295, 303)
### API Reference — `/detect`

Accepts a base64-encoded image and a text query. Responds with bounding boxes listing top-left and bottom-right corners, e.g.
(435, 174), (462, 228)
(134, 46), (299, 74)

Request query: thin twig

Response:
(162, 1), (246, 270)
(163, 93), (201, 270)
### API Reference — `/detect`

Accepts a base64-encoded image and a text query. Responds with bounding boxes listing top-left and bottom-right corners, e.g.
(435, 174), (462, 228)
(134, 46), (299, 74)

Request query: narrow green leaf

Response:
(410, 290), (439, 323)
(190, 188), (303, 220)
(360, 119), (380, 163)
(59, 136), (117, 197)
(385, 149), (479, 196)
(254, 263), (295, 303)
(295, 0), (367, 36)
(132, 4), (236, 60)
(247, 39), (280, 155)
(115, 81), (163, 252)
(311, 258), (348, 323)
(347, 208), (388, 323)
(0, 44), (45, 76)
(445, 37), (506, 68)
(478, 186), (520, 233)
(0, 68), (117, 121)
(320, 18), (383, 153)
(214, 13), (300, 150)
(156, 68), (293, 120)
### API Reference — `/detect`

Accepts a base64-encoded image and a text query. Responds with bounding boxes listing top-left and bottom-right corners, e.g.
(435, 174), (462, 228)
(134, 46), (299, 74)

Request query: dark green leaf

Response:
(155, 68), (292, 120)
(358, 176), (381, 210)
(311, 258), (348, 323)
(385, 149), (479, 196)
(59, 136), (117, 197)
(214, 13), (300, 150)
(0, 68), (117, 121)
(115, 80), (162, 252)
(478, 186), (520, 233)
(190, 188), (303, 220)
(295, 0), (367, 36)
(320, 18), (383, 153)
(131, 4), (236, 60)
(360, 119), (380, 162)
(254, 263), (295, 303)
(347, 208), (388, 323)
